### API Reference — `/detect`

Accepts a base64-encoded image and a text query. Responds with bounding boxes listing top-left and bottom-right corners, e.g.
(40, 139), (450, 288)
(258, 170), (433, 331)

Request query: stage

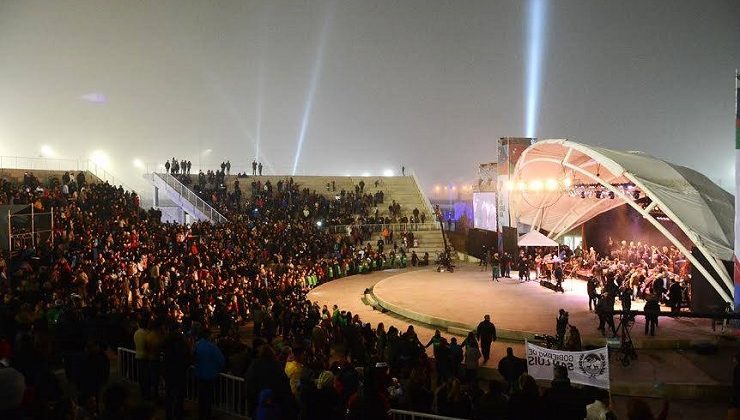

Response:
(310, 262), (727, 348)
(369, 263), (721, 346)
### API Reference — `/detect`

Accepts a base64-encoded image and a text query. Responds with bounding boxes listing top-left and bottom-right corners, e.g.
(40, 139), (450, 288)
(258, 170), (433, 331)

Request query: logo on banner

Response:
(578, 352), (606, 378)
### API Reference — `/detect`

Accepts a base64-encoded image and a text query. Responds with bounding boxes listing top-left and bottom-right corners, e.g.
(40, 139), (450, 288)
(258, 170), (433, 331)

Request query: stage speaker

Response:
(466, 228), (498, 260)
(690, 247), (732, 313)
(501, 226), (518, 256)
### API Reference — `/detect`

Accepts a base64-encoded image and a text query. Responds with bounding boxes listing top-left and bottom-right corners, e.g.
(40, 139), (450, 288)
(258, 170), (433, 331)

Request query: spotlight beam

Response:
(292, 1), (336, 175)
(525, 0), (547, 138)
(255, 59), (264, 162)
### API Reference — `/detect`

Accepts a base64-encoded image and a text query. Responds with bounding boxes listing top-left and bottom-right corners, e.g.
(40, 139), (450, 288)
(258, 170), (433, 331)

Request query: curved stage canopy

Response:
(510, 139), (734, 304)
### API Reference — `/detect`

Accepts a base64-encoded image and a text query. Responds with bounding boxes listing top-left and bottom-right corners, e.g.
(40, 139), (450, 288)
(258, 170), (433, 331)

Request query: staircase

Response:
(148, 172), (227, 224)
(215, 174), (445, 256)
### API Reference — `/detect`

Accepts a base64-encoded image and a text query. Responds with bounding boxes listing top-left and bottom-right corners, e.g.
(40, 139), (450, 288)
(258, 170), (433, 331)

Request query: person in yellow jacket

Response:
(284, 347), (305, 396)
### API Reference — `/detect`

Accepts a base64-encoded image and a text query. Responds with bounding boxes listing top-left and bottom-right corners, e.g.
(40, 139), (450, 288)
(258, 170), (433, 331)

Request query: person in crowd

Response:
(163, 324), (191, 420)
(644, 294), (661, 336)
(668, 279), (683, 314)
(596, 293), (617, 337)
(586, 388), (617, 420)
(587, 276), (599, 311)
(133, 317), (151, 398)
(501, 252), (511, 278)
(449, 337), (463, 378)
(507, 374), (544, 420)
(476, 314), (497, 364)
(194, 329), (225, 420)
(554, 262), (565, 292)
(491, 252), (501, 282)
(541, 365), (587, 420)
(497, 347), (526, 393)
(556, 309), (569, 348)
(620, 284), (633, 312)
(472, 380), (508, 419)
(77, 340), (110, 406)
(463, 333), (481, 384)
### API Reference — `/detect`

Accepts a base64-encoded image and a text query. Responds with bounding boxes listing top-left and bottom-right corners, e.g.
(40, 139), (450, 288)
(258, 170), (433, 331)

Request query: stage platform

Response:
(370, 263), (728, 349)
(307, 263), (736, 403)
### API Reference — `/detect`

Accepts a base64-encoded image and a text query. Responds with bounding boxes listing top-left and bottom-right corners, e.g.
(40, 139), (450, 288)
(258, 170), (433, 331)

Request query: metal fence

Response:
(390, 409), (465, 420)
(326, 222), (441, 235)
(0, 155), (140, 193)
(117, 347), (248, 418)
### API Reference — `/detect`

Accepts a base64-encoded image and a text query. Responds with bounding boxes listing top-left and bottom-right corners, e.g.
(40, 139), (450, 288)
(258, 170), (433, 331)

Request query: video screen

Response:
(473, 192), (497, 231)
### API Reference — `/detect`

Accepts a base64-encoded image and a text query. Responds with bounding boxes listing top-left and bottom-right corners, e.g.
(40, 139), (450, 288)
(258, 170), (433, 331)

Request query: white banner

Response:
(525, 341), (610, 389)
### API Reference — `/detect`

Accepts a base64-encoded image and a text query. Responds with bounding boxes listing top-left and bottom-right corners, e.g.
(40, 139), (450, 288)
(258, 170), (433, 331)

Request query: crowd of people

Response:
(0, 169), (444, 419)
(0, 167), (692, 420)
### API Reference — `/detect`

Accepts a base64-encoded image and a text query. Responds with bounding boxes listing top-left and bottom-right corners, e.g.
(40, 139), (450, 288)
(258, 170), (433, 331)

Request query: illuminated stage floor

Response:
(369, 263), (725, 345)
(309, 262), (727, 348)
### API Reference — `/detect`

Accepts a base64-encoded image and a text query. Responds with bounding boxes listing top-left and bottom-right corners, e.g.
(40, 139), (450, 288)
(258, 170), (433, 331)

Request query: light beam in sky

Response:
(525, 0), (547, 138)
(292, 1), (336, 175)
(255, 59), (264, 162)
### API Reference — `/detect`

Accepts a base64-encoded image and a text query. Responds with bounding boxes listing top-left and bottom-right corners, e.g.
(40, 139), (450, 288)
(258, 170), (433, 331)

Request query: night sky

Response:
(0, 0), (738, 192)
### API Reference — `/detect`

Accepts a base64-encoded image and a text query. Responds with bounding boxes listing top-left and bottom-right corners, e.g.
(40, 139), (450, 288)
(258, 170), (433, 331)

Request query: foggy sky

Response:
(0, 0), (738, 192)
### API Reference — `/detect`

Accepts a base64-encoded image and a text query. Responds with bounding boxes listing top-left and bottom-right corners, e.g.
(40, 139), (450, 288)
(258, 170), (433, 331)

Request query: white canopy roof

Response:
(510, 139), (734, 303)
(518, 230), (559, 247)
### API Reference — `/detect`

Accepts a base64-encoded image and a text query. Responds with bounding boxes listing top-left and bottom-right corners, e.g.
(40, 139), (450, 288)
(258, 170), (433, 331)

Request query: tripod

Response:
(614, 311), (638, 366)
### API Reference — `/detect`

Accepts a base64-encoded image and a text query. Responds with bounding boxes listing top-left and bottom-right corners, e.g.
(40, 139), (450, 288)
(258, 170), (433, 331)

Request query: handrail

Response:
(117, 347), (247, 418)
(409, 169), (436, 218)
(0, 155), (133, 192)
(389, 409), (467, 420)
(325, 222), (441, 234)
(151, 172), (228, 224)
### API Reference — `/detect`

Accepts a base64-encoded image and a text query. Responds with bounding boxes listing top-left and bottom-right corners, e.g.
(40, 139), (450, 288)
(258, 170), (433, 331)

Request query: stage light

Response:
(40, 145), (55, 158)
(529, 180), (543, 191)
(435, 185), (441, 192)
(563, 177), (572, 187)
(90, 150), (110, 168)
(595, 190), (602, 199)
(505, 180), (515, 190)
(545, 178), (558, 190)
(524, 0), (548, 138)
(633, 191), (640, 200)
(132, 159), (144, 169)
(580, 191), (586, 199)
(451, 186), (456, 190)
(292, 2), (337, 175)
(517, 181), (528, 191)
(361, 172), (370, 177)
(316, 220), (323, 227)
(608, 191), (615, 199)
(383, 169), (394, 177)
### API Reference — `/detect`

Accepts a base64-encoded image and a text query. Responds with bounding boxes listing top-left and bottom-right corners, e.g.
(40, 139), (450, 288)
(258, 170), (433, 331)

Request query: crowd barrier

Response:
(390, 409), (466, 420)
(326, 222), (441, 235)
(117, 347), (248, 418)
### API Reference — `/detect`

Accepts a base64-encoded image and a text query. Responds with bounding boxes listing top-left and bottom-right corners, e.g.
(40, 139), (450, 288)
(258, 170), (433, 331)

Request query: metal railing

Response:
(390, 409), (466, 420)
(151, 172), (228, 224)
(326, 222), (441, 235)
(0, 155), (137, 192)
(117, 347), (248, 418)
(409, 169), (437, 219)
